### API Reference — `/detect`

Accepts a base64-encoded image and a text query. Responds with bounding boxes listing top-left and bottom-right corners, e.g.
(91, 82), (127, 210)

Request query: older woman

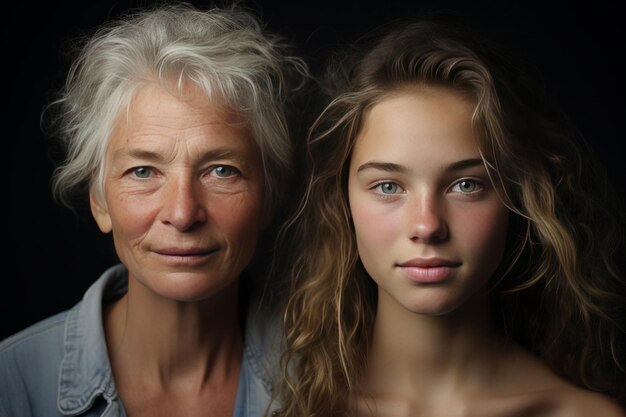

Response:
(0, 4), (307, 417)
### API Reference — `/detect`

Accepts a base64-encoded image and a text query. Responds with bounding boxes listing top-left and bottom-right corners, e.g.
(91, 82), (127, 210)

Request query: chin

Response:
(400, 293), (471, 317)
(143, 271), (240, 303)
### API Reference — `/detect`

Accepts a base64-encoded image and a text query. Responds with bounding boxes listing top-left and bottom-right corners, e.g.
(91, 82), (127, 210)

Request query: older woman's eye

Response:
(132, 167), (152, 178)
(210, 165), (239, 178)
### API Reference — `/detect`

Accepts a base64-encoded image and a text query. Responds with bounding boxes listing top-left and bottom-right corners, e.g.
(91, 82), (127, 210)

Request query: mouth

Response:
(155, 247), (218, 257)
(152, 247), (220, 266)
(397, 257), (461, 268)
(396, 258), (461, 283)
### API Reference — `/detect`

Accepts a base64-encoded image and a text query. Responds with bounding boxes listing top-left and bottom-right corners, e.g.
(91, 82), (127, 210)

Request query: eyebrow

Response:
(356, 161), (410, 174)
(446, 158), (484, 172)
(356, 158), (484, 174)
(114, 148), (244, 163)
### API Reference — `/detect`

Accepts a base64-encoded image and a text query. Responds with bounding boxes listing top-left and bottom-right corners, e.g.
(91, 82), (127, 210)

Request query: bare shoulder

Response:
(464, 386), (624, 417)
(545, 386), (626, 417)
(479, 343), (625, 417)
(463, 383), (624, 417)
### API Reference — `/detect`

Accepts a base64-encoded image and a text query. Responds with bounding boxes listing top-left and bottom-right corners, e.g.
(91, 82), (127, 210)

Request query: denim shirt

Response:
(0, 264), (281, 417)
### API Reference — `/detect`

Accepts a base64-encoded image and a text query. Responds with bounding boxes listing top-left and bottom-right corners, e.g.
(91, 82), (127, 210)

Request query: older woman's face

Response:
(90, 84), (265, 302)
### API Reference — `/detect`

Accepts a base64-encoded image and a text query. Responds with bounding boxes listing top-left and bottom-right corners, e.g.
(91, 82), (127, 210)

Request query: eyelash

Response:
(209, 165), (241, 178)
(130, 166), (153, 179)
(126, 165), (241, 179)
(371, 181), (405, 198)
(449, 178), (484, 194)
(369, 178), (485, 198)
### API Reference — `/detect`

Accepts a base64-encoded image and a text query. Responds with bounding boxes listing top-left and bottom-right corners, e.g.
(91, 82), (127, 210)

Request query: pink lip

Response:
(396, 258), (460, 283)
(152, 247), (219, 266)
(154, 247), (217, 256)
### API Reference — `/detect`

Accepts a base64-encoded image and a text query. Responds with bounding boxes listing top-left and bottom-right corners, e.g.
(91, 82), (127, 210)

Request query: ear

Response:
(89, 188), (112, 233)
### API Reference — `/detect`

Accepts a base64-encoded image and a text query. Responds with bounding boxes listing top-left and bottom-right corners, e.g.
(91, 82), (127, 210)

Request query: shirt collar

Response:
(58, 264), (128, 414)
(55, 264), (276, 415)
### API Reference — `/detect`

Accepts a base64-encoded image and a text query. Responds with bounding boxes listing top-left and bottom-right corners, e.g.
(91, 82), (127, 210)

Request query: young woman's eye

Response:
(375, 181), (403, 195)
(132, 166), (152, 179)
(451, 179), (481, 193)
(210, 165), (239, 178)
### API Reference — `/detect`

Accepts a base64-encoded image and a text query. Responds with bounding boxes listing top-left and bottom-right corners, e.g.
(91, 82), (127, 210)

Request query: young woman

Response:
(275, 19), (626, 416)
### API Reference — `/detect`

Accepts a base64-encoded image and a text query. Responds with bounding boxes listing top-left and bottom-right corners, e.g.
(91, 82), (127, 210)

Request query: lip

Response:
(152, 247), (219, 266)
(154, 247), (218, 256)
(396, 257), (461, 283)
(398, 257), (461, 268)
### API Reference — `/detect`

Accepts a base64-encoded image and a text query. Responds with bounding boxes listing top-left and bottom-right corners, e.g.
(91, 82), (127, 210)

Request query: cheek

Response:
(458, 204), (509, 267)
(108, 193), (159, 240)
(212, 191), (264, 239)
(350, 195), (401, 252)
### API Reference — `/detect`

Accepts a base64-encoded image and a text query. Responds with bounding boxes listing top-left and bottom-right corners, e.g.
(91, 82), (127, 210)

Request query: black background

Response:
(3, 1), (624, 340)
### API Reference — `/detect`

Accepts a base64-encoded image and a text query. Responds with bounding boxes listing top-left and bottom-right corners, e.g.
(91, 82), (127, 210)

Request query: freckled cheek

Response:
(350, 197), (401, 249)
(108, 193), (161, 242)
(456, 205), (509, 266)
(210, 193), (264, 239)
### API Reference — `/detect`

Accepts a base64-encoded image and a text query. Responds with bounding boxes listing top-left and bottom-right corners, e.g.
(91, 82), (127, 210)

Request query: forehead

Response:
(108, 84), (253, 154)
(354, 86), (478, 158)
(131, 83), (243, 129)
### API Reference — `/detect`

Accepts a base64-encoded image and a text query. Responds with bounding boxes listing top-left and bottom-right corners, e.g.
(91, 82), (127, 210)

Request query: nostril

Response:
(161, 184), (208, 231)
(409, 211), (448, 243)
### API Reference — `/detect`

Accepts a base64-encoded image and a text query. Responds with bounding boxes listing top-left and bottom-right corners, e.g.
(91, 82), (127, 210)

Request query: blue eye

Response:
(211, 165), (237, 178)
(451, 179), (480, 193)
(132, 167), (152, 178)
(376, 182), (401, 194)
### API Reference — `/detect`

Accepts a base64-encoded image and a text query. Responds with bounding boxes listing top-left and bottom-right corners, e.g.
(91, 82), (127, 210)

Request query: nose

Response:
(161, 176), (207, 231)
(408, 193), (448, 243)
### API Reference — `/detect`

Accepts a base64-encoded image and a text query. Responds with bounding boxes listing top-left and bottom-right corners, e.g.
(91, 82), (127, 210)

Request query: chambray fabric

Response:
(0, 264), (280, 417)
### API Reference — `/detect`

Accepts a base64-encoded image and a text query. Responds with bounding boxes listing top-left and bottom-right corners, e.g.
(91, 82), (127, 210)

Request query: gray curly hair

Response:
(48, 2), (308, 217)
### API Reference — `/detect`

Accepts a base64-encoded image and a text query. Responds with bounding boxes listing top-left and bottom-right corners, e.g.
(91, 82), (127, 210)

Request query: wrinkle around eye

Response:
(201, 168), (249, 193)
(208, 165), (241, 178)
(131, 166), (155, 179)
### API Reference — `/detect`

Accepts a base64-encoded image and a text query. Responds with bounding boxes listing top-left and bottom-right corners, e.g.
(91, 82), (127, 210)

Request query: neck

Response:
(364, 288), (506, 397)
(104, 275), (243, 391)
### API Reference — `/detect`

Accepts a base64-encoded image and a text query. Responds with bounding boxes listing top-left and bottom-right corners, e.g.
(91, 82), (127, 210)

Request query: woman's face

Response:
(90, 84), (265, 302)
(348, 86), (509, 315)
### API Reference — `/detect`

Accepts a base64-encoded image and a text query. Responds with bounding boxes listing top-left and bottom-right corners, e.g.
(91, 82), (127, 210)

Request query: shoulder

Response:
(0, 309), (68, 359)
(478, 343), (625, 417)
(464, 384), (624, 417)
(0, 310), (70, 416)
(0, 265), (126, 415)
(545, 387), (626, 417)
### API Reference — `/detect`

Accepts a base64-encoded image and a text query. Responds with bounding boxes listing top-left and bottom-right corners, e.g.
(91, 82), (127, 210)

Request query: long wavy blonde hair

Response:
(274, 19), (626, 416)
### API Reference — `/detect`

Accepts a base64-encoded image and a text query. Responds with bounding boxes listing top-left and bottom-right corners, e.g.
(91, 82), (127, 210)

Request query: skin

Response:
(347, 86), (625, 417)
(90, 83), (266, 417)
(349, 87), (509, 317)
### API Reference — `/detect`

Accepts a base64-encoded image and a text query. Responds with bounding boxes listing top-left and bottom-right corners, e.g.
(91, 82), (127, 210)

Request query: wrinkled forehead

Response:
(109, 82), (249, 142)
(136, 81), (245, 122)
(100, 84), (258, 169)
